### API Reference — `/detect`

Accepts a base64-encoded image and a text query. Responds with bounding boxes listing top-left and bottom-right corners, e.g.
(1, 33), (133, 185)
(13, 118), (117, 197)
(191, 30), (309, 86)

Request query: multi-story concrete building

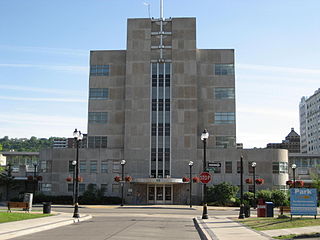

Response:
(266, 128), (300, 153)
(300, 88), (320, 154)
(38, 13), (288, 204)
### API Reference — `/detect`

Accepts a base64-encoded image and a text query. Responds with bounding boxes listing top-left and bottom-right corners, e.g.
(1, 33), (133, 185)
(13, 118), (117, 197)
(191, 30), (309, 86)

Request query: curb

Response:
(193, 217), (218, 240)
(0, 214), (92, 240)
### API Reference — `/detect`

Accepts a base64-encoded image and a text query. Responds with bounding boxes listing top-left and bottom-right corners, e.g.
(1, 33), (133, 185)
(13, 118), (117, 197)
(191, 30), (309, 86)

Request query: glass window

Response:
(90, 65), (110, 76)
(101, 161), (108, 173)
(237, 161), (241, 173)
(113, 161), (120, 173)
(213, 162), (221, 173)
(214, 64), (234, 75)
(88, 136), (107, 148)
(214, 88), (235, 99)
(68, 184), (73, 192)
(80, 161), (86, 173)
(90, 161), (97, 173)
(112, 183), (119, 193)
(225, 161), (232, 173)
(214, 112), (235, 124)
(272, 162), (288, 174)
(248, 161), (254, 174)
(101, 184), (108, 196)
(68, 160), (75, 173)
(40, 183), (52, 192)
(79, 184), (86, 193)
(216, 136), (236, 148)
(88, 112), (108, 123)
(89, 88), (108, 99)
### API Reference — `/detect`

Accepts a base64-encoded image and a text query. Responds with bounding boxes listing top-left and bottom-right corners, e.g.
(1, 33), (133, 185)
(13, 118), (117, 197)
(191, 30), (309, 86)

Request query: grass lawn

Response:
(274, 232), (320, 239)
(236, 217), (320, 231)
(0, 212), (52, 223)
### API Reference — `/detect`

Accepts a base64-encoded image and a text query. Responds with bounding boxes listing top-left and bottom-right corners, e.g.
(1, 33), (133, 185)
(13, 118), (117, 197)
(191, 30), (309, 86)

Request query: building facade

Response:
(266, 128), (300, 153)
(300, 89), (320, 154)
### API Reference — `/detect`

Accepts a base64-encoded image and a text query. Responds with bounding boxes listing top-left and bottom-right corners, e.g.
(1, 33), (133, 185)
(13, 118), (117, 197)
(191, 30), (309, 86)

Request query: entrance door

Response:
(148, 185), (172, 204)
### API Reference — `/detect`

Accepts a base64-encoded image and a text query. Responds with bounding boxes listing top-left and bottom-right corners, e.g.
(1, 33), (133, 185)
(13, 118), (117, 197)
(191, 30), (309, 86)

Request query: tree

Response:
(207, 182), (238, 206)
(256, 189), (272, 202)
(271, 190), (287, 207)
(0, 163), (15, 200)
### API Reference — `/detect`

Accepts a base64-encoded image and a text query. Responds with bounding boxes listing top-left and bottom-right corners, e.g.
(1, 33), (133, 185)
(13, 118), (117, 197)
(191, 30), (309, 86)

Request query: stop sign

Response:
(199, 172), (212, 184)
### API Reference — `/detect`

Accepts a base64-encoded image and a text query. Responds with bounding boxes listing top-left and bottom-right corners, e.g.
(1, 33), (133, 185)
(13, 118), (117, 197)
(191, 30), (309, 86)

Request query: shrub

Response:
(243, 192), (254, 206)
(271, 190), (288, 207)
(256, 190), (272, 202)
(207, 182), (238, 206)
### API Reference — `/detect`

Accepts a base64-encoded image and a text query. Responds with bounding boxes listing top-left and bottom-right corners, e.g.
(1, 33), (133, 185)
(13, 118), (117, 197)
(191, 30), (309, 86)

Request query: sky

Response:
(0, 0), (319, 148)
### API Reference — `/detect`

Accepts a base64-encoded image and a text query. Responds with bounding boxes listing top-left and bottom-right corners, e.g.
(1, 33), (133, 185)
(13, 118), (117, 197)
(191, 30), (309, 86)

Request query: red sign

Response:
(199, 172), (212, 184)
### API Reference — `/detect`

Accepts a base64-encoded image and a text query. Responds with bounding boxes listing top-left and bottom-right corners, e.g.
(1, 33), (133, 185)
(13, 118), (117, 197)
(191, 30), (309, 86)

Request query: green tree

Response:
(271, 190), (288, 207)
(207, 182), (239, 206)
(243, 191), (254, 206)
(0, 163), (15, 200)
(256, 189), (272, 202)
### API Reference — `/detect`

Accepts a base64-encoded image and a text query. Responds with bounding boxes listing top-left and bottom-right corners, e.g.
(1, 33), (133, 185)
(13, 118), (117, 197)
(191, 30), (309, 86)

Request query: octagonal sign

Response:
(199, 172), (212, 184)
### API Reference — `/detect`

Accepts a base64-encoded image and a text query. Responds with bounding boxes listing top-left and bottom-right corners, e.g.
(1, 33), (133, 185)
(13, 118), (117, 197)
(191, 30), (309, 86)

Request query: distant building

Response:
(300, 89), (320, 154)
(52, 134), (87, 149)
(266, 128), (300, 153)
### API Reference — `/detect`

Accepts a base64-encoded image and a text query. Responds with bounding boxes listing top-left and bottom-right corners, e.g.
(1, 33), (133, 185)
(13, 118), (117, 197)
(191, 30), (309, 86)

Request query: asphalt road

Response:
(12, 206), (230, 240)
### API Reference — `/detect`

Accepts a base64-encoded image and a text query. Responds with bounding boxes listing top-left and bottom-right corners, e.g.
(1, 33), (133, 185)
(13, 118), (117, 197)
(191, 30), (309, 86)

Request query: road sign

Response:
(290, 188), (318, 216)
(199, 172), (212, 184)
(208, 162), (221, 168)
(207, 168), (215, 171)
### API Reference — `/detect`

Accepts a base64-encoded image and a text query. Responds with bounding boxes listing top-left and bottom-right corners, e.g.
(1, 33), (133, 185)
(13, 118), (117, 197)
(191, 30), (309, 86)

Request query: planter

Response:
(114, 176), (121, 182)
(125, 176), (132, 182)
(77, 177), (84, 182)
(27, 175), (34, 181)
(245, 178), (253, 184)
(286, 180), (293, 186)
(295, 180), (304, 187)
(182, 177), (190, 183)
(255, 178), (264, 185)
(37, 176), (43, 181)
(192, 177), (200, 183)
(66, 176), (72, 182)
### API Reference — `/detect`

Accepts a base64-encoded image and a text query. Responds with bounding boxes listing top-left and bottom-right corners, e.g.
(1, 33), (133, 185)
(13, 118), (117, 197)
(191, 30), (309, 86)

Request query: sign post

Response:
(199, 172), (212, 184)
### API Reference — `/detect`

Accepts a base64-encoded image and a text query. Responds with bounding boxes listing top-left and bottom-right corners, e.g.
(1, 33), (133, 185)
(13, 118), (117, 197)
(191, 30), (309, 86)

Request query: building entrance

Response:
(147, 184), (172, 204)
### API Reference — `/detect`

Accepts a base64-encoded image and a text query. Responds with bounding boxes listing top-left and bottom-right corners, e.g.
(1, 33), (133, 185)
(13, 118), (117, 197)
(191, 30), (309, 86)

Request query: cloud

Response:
(0, 44), (88, 57)
(0, 63), (88, 74)
(0, 84), (85, 97)
(0, 96), (86, 103)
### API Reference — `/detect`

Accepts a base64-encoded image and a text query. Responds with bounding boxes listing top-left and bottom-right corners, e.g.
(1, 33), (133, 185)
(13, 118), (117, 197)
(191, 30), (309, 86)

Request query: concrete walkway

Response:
(0, 212), (92, 240)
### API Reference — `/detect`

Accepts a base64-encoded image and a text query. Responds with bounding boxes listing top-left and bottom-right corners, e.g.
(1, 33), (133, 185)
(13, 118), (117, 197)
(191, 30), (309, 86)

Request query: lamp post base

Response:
(73, 203), (80, 218)
(238, 204), (245, 219)
(202, 203), (209, 219)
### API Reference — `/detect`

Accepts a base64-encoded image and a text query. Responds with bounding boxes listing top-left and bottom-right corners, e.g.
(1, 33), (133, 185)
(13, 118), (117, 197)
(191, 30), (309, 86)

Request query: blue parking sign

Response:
(290, 188), (318, 216)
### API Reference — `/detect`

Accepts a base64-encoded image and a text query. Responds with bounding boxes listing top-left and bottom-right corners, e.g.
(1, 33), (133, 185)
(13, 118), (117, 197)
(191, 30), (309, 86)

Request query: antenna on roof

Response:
(160, 0), (164, 19)
(143, 2), (151, 18)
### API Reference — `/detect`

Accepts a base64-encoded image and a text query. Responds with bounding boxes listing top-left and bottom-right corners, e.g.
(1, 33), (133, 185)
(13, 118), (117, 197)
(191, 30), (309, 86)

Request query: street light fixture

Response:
(238, 155), (245, 219)
(188, 161), (193, 208)
(251, 161), (256, 208)
(201, 129), (209, 219)
(120, 159), (126, 207)
(291, 163), (297, 188)
(73, 128), (83, 218)
(72, 160), (77, 205)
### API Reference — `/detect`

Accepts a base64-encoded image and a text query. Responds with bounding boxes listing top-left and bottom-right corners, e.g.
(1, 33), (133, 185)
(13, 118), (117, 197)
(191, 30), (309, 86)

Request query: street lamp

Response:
(120, 159), (126, 207)
(291, 163), (297, 188)
(33, 163), (38, 196)
(251, 162), (256, 208)
(72, 160), (77, 205)
(239, 155), (245, 219)
(73, 128), (83, 218)
(201, 129), (209, 219)
(189, 161), (193, 208)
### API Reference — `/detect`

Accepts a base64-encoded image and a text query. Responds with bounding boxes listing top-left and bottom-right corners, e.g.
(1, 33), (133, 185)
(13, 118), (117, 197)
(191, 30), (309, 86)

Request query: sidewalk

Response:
(0, 212), (92, 240)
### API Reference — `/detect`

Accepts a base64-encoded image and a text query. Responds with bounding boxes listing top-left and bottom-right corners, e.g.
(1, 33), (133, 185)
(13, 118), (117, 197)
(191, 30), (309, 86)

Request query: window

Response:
(79, 184), (86, 193)
(225, 161), (232, 173)
(214, 112), (235, 124)
(216, 136), (236, 148)
(237, 161), (241, 173)
(272, 162), (288, 174)
(88, 112), (108, 123)
(68, 184), (73, 192)
(101, 184), (108, 196)
(90, 161), (97, 173)
(89, 88), (109, 99)
(80, 161), (86, 173)
(68, 160), (75, 173)
(90, 65), (110, 76)
(113, 161), (120, 173)
(40, 183), (52, 192)
(214, 64), (234, 75)
(112, 183), (119, 193)
(248, 161), (254, 174)
(101, 161), (108, 173)
(88, 136), (107, 148)
(214, 88), (235, 99)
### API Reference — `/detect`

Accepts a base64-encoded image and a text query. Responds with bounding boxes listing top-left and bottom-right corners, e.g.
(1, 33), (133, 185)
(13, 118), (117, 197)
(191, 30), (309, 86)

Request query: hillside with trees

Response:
(0, 136), (58, 152)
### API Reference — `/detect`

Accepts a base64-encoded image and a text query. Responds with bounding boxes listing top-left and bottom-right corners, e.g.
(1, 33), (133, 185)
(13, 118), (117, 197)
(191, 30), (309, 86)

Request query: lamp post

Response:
(73, 128), (83, 218)
(72, 160), (77, 205)
(201, 129), (209, 219)
(189, 161), (193, 208)
(239, 155), (245, 219)
(33, 163), (38, 196)
(292, 164), (297, 188)
(251, 161), (256, 208)
(120, 159), (126, 206)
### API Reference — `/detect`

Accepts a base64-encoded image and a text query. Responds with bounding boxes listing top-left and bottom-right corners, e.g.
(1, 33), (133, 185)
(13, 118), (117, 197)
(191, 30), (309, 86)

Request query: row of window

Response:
(89, 88), (108, 99)
(214, 88), (235, 99)
(88, 136), (107, 148)
(68, 160), (121, 173)
(39, 183), (120, 194)
(214, 64), (234, 75)
(90, 65), (110, 76)
(214, 112), (235, 124)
